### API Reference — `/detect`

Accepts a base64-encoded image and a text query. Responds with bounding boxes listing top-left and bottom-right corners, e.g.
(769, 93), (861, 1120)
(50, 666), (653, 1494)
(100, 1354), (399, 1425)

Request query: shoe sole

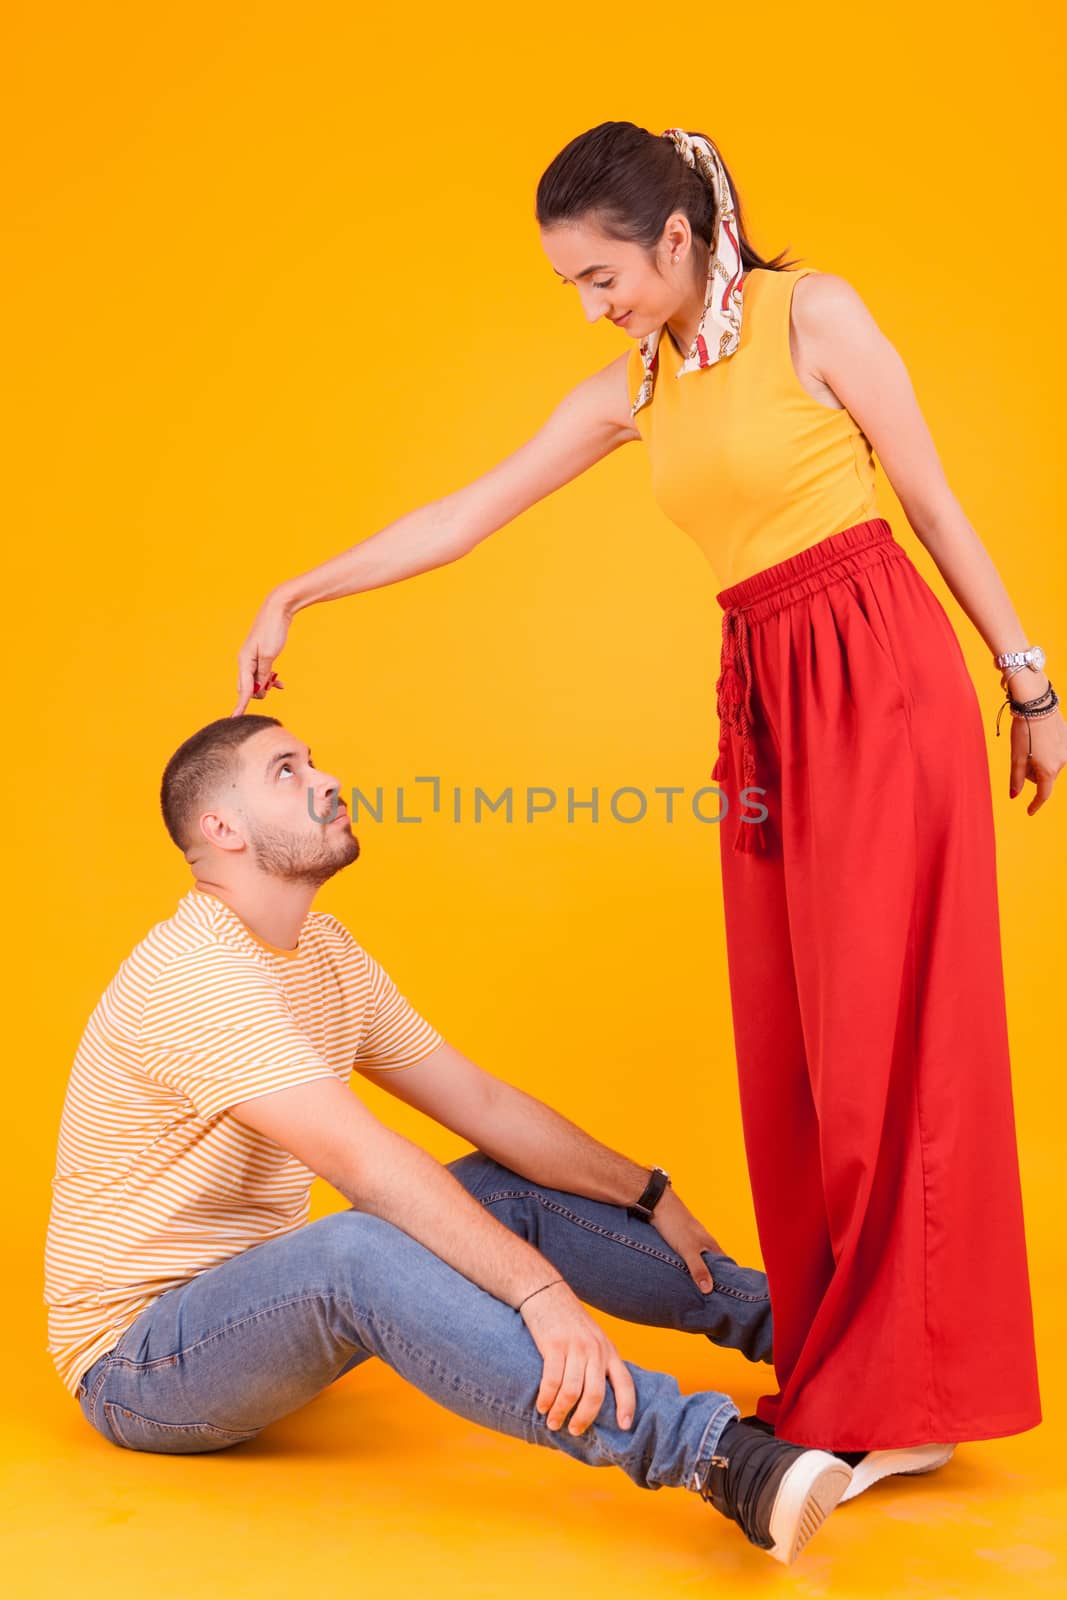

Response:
(767, 1451), (853, 1565)
(839, 1444), (956, 1502)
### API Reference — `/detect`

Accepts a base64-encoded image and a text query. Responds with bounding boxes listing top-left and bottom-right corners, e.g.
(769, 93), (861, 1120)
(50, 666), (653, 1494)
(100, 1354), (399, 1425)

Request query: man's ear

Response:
(197, 808), (247, 853)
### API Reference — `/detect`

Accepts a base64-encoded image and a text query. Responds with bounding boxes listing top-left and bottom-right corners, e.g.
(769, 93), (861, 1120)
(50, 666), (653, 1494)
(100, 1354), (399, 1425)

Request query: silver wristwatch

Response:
(994, 645), (1045, 674)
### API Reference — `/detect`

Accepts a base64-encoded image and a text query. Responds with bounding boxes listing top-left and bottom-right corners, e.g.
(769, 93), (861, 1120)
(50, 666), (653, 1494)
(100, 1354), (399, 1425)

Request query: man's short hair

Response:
(161, 714), (281, 853)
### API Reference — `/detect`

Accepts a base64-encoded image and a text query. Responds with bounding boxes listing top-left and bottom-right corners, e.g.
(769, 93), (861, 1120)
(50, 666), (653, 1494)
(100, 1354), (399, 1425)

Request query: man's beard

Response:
(245, 819), (361, 887)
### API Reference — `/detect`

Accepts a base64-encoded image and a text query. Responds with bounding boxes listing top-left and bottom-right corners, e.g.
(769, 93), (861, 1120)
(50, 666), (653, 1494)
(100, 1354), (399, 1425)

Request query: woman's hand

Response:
(1007, 686), (1067, 815)
(519, 1279), (637, 1436)
(649, 1187), (723, 1294)
(232, 592), (291, 717)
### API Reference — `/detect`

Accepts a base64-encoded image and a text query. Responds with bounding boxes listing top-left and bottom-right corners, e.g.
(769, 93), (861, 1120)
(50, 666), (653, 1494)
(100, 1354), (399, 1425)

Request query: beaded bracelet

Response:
(995, 676), (1060, 756)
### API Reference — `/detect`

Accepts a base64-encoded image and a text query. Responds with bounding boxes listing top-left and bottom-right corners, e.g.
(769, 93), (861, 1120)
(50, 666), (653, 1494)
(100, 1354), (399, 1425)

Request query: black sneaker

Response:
(739, 1412), (776, 1435)
(694, 1418), (852, 1565)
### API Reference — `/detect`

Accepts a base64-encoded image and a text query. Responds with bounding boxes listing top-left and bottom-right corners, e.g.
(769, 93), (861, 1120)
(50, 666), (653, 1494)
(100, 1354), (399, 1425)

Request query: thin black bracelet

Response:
(1010, 684), (1057, 713)
(517, 1277), (564, 1312)
(995, 678), (1058, 738)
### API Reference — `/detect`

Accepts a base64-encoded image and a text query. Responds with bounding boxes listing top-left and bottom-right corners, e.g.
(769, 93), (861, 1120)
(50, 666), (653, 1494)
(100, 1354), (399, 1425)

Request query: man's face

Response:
(229, 726), (360, 886)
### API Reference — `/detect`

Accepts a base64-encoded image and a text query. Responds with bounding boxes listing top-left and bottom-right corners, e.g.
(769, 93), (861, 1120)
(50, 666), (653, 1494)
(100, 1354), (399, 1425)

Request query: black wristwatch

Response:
(627, 1165), (672, 1222)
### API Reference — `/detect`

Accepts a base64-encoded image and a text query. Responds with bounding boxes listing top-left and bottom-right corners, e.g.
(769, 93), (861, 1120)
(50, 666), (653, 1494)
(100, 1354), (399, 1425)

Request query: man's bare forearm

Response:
(331, 1120), (564, 1306)
(471, 1078), (653, 1208)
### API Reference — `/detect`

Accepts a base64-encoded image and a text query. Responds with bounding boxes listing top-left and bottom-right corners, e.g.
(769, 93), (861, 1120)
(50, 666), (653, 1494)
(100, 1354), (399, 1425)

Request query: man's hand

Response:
(649, 1187), (724, 1294)
(518, 1279), (637, 1435)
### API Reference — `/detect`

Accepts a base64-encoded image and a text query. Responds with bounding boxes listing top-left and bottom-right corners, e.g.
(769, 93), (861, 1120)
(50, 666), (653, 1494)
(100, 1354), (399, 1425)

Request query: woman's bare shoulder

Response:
(582, 347), (643, 443)
(791, 269), (876, 329)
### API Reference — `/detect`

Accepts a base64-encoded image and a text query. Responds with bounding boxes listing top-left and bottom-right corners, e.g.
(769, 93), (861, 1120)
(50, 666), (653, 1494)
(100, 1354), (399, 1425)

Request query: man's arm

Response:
(228, 1069), (643, 1432)
(357, 1040), (653, 1209)
(228, 1072), (568, 1311)
(361, 1042), (726, 1291)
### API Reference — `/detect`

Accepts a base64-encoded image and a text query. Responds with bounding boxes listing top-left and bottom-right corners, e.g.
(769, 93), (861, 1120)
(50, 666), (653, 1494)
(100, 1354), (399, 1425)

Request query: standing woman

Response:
(231, 122), (1059, 1480)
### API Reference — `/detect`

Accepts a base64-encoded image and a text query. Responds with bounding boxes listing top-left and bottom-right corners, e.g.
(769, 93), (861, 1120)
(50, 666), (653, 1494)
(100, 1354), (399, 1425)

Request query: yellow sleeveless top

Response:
(625, 267), (879, 590)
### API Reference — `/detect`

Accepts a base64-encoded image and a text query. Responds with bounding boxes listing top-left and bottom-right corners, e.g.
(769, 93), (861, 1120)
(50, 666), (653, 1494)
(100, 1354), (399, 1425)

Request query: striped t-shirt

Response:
(44, 885), (444, 1397)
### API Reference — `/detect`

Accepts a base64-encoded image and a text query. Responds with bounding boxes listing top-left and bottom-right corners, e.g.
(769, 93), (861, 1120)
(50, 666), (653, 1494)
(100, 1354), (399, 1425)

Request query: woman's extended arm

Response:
(794, 271), (1067, 816)
(231, 353), (639, 716)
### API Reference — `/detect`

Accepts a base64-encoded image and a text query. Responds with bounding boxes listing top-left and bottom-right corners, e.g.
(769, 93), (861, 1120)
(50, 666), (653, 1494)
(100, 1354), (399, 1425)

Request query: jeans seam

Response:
(106, 1293), (333, 1369)
(698, 1273), (769, 1304)
(479, 1188), (770, 1303)
(478, 1187), (689, 1268)
(86, 1361), (112, 1428)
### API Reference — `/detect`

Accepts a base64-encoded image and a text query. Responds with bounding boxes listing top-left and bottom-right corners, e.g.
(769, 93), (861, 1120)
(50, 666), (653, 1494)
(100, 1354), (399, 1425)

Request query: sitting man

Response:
(46, 714), (851, 1566)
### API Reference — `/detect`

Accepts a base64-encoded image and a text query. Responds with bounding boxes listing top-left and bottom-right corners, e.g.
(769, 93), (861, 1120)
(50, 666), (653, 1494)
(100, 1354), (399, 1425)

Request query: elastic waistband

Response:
(715, 518), (904, 626)
(711, 517), (905, 858)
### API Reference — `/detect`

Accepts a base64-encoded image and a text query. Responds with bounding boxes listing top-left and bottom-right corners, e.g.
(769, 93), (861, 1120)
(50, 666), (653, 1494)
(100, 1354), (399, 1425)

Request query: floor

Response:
(9, 1279), (1064, 1600)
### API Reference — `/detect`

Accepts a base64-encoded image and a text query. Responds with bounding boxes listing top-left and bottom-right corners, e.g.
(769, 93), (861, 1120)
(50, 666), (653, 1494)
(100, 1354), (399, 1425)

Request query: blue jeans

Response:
(75, 1150), (773, 1496)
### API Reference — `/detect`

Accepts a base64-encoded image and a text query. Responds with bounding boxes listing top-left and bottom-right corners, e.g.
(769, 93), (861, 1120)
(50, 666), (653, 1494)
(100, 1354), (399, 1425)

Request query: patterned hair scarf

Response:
(630, 128), (746, 419)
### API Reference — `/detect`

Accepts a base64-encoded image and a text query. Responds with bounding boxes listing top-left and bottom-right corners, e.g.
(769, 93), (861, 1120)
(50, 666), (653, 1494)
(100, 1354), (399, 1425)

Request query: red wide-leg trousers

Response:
(711, 516), (1041, 1450)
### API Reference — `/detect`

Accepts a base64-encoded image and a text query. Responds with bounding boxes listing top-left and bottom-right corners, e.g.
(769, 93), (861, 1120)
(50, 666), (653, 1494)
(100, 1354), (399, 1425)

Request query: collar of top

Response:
(630, 129), (746, 419)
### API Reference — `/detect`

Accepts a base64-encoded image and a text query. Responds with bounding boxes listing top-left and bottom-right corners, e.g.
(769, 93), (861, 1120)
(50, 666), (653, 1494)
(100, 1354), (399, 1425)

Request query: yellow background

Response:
(4, 2), (1064, 1595)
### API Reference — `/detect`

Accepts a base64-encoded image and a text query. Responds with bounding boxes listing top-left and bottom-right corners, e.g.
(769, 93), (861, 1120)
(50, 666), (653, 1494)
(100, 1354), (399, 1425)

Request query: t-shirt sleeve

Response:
(139, 947), (338, 1120)
(354, 947), (444, 1071)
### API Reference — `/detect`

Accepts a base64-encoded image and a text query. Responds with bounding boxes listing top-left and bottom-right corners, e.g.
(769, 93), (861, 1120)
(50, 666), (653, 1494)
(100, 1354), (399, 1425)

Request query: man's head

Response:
(160, 716), (360, 888)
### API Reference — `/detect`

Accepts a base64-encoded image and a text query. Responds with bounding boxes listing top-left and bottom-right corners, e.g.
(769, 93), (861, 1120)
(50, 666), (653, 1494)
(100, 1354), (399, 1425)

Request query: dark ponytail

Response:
(535, 120), (800, 274)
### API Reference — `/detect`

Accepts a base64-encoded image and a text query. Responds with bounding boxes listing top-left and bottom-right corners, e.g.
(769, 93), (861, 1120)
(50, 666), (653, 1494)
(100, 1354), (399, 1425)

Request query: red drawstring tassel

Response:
(713, 606), (772, 855)
(712, 657), (743, 783)
(734, 730), (769, 854)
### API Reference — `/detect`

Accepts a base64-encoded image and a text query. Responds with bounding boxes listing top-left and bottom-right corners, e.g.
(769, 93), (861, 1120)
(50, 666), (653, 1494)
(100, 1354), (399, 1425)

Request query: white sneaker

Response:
(696, 1420), (853, 1564)
(767, 1449), (855, 1561)
(838, 1443), (957, 1502)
